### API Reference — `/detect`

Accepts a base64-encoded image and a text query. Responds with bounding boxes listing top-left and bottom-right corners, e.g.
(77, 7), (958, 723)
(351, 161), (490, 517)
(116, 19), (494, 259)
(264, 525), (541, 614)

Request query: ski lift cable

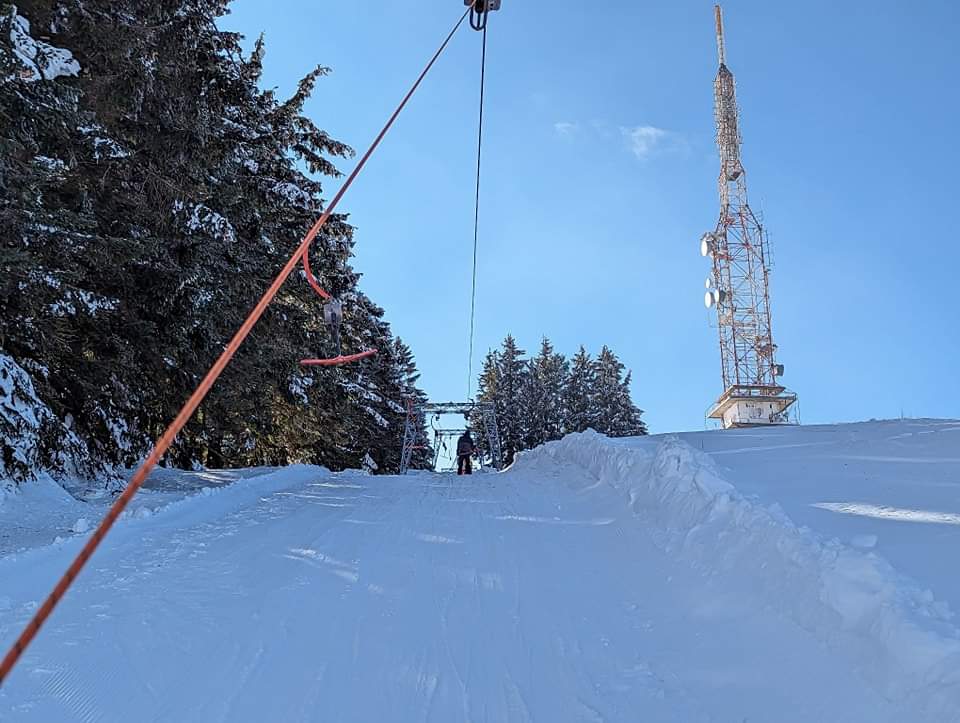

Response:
(0, 5), (474, 687)
(466, 20), (488, 399)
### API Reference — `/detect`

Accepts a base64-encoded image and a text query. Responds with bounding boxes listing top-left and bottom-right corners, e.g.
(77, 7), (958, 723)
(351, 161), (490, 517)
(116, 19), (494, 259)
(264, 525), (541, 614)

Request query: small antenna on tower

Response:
(714, 4), (726, 67)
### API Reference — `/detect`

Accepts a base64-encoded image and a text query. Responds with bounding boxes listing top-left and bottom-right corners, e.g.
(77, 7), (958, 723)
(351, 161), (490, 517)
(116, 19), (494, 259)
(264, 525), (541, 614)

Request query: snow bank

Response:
(0, 465), (328, 569)
(141, 464), (328, 528)
(0, 479), (13, 507)
(0, 472), (90, 557)
(70, 517), (90, 534)
(514, 431), (960, 717)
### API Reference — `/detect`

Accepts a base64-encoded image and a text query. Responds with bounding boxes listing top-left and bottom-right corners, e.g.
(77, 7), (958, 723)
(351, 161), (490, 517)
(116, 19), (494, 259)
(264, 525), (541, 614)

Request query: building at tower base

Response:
(708, 385), (798, 428)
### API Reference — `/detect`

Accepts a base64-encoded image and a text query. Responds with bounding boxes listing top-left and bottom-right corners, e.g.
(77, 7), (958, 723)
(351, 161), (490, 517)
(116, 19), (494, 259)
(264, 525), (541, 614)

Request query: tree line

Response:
(0, 0), (431, 491)
(471, 336), (647, 467)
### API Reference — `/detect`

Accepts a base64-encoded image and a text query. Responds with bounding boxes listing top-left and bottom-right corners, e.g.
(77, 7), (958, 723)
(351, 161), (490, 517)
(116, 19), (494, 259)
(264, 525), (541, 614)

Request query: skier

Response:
(323, 298), (343, 358)
(456, 431), (475, 476)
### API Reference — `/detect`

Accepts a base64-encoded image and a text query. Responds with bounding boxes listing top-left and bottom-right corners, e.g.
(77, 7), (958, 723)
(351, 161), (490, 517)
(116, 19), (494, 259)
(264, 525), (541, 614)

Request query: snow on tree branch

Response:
(5, 5), (79, 82)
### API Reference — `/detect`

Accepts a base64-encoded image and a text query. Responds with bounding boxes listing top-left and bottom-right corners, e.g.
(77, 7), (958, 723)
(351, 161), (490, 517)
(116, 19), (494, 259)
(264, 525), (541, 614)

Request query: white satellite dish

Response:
(705, 278), (712, 289)
(700, 233), (716, 257)
(704, 291), (715, 308)
(713, 289), (728, 305)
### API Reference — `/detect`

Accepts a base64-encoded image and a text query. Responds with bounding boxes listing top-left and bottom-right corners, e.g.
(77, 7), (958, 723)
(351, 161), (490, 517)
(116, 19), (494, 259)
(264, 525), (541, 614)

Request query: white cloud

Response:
(620, 125), (688, 160)
(621, 126), (668, 159)
(553, 121), (579, 138)
(554, 120), (689, 160)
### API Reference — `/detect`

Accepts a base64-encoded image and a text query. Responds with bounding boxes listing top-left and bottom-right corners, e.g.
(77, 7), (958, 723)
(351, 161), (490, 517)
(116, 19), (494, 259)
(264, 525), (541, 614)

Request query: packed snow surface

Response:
(1, 420), (959, 721)
(674, 419), (960, 619)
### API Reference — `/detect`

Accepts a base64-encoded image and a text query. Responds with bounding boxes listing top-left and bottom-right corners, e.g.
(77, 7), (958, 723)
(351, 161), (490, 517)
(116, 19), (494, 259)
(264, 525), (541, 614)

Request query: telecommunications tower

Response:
(700, 5), (797, 428)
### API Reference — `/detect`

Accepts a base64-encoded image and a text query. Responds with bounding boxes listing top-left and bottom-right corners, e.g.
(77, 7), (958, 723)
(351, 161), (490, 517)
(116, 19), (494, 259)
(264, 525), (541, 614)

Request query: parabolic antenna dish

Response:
(704, 291), (715, 308)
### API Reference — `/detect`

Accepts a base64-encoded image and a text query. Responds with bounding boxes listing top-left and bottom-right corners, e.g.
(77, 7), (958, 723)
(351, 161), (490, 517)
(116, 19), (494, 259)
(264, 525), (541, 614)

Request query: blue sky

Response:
(220, 1), (959, 433)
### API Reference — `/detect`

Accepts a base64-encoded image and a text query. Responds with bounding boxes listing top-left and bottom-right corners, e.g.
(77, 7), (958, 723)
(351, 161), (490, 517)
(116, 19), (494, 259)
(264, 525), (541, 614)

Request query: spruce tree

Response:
(495, 335), (527, 466)
(469, 349), (499, 466)
(615, 370), (648, 437)
(1, 1), (431, 485)
(563, 346), (597, 434)
(0, 3), (127, 486)
(391, 337), (433, 471)
(520, 338), (567, 448)
(592, 346), (647, 437)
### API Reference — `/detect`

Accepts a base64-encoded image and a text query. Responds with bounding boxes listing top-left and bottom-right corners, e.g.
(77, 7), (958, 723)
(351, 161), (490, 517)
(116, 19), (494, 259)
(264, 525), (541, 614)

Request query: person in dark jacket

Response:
(456, 431), (475, 475)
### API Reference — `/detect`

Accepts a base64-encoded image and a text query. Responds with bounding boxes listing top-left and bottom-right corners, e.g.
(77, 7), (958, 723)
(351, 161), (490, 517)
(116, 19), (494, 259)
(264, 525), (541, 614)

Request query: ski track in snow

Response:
(1, 422), (958, 721)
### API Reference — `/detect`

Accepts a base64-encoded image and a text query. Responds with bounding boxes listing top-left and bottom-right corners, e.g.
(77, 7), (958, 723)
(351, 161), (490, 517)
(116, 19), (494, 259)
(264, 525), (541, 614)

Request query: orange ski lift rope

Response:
(0, 3), (480, 686)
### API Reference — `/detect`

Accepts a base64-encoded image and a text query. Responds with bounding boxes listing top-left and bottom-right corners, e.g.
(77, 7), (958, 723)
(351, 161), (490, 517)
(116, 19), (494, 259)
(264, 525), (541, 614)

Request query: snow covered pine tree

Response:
(591, 346), (647, 437)
(473, 337), (647, 464)
(520, 338), (568, 449)
(0, 2), (430, 491)
(563, 346), (599, 434)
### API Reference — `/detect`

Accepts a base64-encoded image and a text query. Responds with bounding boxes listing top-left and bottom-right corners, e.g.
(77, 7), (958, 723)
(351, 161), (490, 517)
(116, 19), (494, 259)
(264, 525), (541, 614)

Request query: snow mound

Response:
(70, 517), (89, 534)
(514, 431), (960, 717)
(0, 479), (13, 507)
(130, 464), (330, 529)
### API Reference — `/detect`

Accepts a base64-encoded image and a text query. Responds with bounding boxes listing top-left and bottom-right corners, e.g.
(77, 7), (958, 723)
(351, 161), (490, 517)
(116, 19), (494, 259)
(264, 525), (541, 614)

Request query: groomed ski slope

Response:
(1, 421), (959, 721)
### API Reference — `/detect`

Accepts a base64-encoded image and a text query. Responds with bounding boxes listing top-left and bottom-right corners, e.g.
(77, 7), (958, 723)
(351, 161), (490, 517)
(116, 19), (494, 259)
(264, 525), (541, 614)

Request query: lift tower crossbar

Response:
(399, 401), (502, 474)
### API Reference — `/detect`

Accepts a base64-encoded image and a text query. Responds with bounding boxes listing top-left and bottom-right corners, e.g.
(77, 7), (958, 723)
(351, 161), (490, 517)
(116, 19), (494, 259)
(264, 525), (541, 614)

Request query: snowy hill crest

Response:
(514, 430), (960, 716)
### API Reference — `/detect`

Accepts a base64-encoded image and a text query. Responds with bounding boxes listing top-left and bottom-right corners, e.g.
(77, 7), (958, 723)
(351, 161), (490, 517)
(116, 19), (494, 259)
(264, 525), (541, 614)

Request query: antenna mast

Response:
(715, 4), (726, 66)
(699, 5), (797, 429)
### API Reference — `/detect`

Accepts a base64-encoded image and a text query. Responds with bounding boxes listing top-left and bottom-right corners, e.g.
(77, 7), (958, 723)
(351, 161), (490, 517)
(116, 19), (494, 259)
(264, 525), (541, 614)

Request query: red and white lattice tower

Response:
(700, 5), (797, 428)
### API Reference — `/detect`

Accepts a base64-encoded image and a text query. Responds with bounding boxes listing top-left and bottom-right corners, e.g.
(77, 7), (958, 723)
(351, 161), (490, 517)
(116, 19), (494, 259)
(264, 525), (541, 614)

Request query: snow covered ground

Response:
(676, 419), (960, 618)
(0, 467), (276, 558)
(1, 420), (958, 721)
